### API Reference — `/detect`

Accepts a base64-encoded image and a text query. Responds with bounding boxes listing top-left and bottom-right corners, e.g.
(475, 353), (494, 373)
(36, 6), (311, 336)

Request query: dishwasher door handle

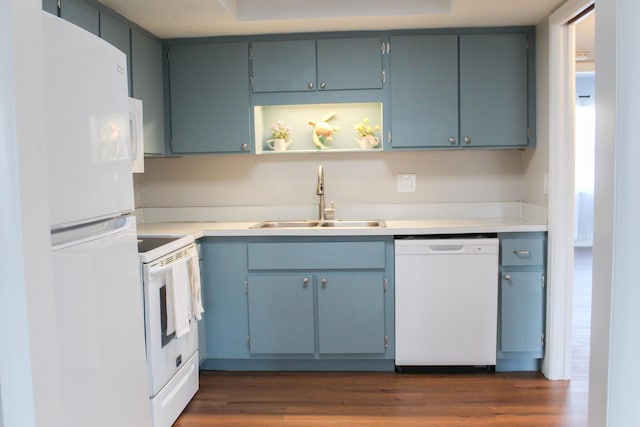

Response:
(429, 245), (465, 252)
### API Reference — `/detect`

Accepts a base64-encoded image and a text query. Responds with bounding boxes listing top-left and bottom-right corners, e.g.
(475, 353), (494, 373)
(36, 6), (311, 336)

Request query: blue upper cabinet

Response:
(168, 42), (252, 154)
(100, 13), (132, 95)
(252, 40), (316, 93)
(101, 13), (167, 155)
(251, 37), (384, 93)
(459, 33), (529, 148)
(316, 38), (384, 91)
(390, 30), (533, 149)
(42, 0), (57, 15)
(389, 34), (459, 148)
(59, 0), (99, 36)
(131, 29), (166, 155)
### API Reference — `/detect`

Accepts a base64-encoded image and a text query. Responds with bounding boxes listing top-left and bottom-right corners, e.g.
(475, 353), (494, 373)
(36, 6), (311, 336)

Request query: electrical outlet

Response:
(397, 173), (416, 192)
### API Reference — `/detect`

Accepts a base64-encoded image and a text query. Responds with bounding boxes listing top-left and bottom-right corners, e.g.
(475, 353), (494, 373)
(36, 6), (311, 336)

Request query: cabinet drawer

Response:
(248, 241), (386, 270)
(501, 238), (544, 266)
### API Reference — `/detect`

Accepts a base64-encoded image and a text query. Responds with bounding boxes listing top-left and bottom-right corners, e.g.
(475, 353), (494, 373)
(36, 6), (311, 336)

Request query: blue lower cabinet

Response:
(200, 237), (395, 371)
(317, 273), (386, 354)
(497, 232), (546, 372)
(200, 239), (251, 360)
(499, 271), (545, 354)
(247, 275), (315, 354)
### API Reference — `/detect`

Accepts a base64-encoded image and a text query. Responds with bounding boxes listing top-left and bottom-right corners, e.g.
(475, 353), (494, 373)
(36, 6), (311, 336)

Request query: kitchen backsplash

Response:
(134, 150), (531, 211)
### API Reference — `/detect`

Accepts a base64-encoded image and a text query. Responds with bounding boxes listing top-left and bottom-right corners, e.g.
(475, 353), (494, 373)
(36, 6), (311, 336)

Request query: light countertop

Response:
(136, 217), (546, 239)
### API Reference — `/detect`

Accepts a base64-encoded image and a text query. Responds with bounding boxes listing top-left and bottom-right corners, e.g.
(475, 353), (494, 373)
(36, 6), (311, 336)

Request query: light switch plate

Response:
(397, 173), (416, 192)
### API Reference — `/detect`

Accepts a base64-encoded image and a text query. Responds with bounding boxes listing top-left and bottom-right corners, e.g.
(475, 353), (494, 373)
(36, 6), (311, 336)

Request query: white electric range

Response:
(137, 235), (200, 427)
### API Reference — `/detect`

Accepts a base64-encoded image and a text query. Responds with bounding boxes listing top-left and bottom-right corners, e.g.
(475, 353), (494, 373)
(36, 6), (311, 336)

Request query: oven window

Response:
(160, 285), (175, 347)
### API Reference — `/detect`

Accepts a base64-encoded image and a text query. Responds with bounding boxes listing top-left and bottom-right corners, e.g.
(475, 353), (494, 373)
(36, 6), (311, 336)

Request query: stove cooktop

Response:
(137, 236), (182, 253)
(137, 234), (195, 263)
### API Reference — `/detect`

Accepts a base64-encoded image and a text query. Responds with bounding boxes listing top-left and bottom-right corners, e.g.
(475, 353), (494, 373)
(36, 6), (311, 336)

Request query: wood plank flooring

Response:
(174, 249), (591, 426)
(175, 370), (586, 426)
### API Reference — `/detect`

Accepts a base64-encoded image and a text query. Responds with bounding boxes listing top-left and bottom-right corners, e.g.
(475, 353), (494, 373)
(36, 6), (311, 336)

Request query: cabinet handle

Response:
(503, 274), (512, 281)
(321, 277), (328, 289)
(308, 82), (314, 90)
(303, 277), (309, 288)
(240, 143), (248, 151)
(320, 81), (326, 89)
(514, 250), (531, 257)
(448, 137), (456, 145)
(464, 136), (471, 144)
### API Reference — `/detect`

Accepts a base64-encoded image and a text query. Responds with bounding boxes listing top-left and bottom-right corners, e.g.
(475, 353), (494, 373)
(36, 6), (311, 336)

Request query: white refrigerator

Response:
(43, 12), (152, 426)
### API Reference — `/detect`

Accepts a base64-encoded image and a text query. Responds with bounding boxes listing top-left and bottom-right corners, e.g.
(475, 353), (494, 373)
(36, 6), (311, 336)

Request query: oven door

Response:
(142, 249), (199, 397)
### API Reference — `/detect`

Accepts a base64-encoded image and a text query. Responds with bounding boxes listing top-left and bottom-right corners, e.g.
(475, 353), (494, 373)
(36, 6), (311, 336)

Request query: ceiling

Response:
(98, 0), (567, 39)
(575, 11), (595, 66)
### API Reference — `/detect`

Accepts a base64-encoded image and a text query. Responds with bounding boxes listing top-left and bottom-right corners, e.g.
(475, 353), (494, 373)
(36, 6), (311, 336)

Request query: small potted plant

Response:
(354, 117), (380, 149)
(267, 121), (292, 151)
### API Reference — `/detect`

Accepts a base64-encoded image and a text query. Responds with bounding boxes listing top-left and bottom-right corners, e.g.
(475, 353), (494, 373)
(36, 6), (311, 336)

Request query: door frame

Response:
(544, 0), (594, 380)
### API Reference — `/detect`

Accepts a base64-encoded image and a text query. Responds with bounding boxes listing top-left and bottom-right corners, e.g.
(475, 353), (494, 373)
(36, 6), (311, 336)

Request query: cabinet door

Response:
(131, 29), (166, 155)
(316, 37), (383, 90)
(60, 0), (99, 36)
(390, 35), (459, 148)
(100, 13), (131, 95)
(169, 42), (251, 153)
(42, 0), (58, 15)
(248, 275), (315, 354)
(500, 271), (544, 353)
(460, 33), (528, 147)
(317, 273), (385, 354)
(252, 40), (316, 92)
(201, 239), (251, 359)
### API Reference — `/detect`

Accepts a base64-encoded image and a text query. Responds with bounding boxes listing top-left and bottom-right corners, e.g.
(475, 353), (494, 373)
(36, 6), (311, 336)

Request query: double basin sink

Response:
(251, 219), (386, 229)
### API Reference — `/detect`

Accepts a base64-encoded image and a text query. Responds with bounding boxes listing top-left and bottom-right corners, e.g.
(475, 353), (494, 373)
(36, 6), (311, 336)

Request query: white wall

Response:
(136, 150), (526, 210)
(523, 19), (550, 207)
(589, 0), (640, 424)
(1, 1), (62, 426)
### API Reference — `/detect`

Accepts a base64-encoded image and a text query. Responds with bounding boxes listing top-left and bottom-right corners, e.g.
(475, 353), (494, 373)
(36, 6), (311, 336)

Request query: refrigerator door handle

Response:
(51, 215), (136, 250)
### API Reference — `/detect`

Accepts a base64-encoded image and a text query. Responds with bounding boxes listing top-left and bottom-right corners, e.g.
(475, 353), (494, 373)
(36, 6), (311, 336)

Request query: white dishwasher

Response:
(394, 237), (499, 367)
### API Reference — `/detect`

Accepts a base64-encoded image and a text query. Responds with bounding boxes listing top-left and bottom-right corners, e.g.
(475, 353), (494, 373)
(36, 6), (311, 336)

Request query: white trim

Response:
(545, 0), (594, 380)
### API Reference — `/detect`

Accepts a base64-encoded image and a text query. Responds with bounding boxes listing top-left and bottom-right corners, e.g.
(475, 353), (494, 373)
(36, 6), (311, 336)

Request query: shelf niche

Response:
(254, 102), (383, 154)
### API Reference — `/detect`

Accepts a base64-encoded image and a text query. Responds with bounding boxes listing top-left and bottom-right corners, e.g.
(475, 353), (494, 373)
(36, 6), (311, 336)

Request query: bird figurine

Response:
(308, 112), (339, 149)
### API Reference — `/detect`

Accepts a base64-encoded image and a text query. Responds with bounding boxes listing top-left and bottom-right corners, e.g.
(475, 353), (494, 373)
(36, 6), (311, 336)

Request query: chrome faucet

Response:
(317, 165), (335, 220)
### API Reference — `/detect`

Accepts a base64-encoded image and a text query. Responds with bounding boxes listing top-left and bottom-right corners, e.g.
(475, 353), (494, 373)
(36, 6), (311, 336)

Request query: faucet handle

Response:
(324, 201), (336, 219)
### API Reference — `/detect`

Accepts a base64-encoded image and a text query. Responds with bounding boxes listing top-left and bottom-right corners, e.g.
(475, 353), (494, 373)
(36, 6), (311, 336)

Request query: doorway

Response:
(572, 10), (595, 386)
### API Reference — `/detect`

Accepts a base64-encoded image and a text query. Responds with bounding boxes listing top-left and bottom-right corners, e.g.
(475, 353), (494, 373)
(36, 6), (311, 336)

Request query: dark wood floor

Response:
(174, 249), (592, 426)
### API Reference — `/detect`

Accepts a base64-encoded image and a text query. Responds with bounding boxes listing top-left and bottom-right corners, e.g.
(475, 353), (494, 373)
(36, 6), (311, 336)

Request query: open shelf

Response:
(254, 102), (383, 154)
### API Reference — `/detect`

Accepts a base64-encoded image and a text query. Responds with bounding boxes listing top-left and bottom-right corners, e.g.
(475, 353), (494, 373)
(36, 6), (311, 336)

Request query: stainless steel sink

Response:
(320, 220), (386, 228)
(250, 220), (385, 229)
(250, 220), (322, 229)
